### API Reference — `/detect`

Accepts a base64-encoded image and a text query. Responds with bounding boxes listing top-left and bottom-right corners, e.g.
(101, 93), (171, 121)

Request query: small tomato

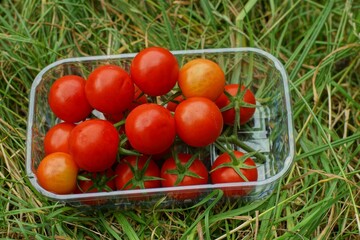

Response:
(36, 152), (78, 194)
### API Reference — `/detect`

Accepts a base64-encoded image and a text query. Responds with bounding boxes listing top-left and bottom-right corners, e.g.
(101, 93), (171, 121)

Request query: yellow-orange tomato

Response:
(36, 152), (78, 194)
(178, 59), (225, 101)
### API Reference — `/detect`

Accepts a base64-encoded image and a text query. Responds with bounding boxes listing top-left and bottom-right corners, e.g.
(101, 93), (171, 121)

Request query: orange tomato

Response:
(36, 152), (78, 194)
(178, 59), (225, 101)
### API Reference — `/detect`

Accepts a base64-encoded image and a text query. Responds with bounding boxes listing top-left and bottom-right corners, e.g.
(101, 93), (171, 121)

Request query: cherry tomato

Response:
(210, 150), (258, 196)
(69, 119), (119, 172)
(130, 47), (179, 96)
(115, 155), (161, 190)
(215, 84), (256, 125)
(36, 152), (78, 194)
(48, 75), (93, 123)
(161, 153), (208, 199)
(85, 64), (134, 114)
(175, 97), (223, 147)
(178, 59), (225, 101)
(125, 103), (176, 155)
(44, 122), (76, 155)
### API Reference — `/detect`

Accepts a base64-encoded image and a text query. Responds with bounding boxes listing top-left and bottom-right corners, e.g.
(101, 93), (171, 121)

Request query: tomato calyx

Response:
(165, 151), (204, 186)
(220, 89), (255, 111)
(77, 172), (116, 193)
(212, 142), (257, 182)
(122, 156), (163, 190)
(220, 86), (256, 134)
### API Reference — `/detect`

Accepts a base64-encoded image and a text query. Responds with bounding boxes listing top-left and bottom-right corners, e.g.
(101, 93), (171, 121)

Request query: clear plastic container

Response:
(26, 48), (295, 209)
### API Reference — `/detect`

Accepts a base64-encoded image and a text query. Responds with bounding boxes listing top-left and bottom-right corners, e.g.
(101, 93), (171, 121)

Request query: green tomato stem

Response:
(113, 119), (126, 128)
(118, 147), (142, 156)
(217, 136), (266, 164)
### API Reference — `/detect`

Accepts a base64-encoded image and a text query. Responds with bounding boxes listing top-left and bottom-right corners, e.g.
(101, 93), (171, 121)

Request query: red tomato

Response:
(161, 153), (208, 199)
(44, 122), (76, 155)
(175, 97), (223, 147)
(125, 103), (176, 155)
(69, 119), (119, 172)
(166, 95), (184, 112)
(115, 155), (161, 190)
(85, 65), (134, 114)
(178, 59), (225, 101)
(130, 47), (179, 96)
(48, 75), (93, 123)
(36, 152), (78, 194)
(76, 169), (116, 193)
(210, 150), (258, 196)
(215, 84), (256, 125)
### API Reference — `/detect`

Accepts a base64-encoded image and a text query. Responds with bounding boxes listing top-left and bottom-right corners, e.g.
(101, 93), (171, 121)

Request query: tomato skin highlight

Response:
(48, 75), (93, 123)
(115, 155), (161, 190)
(215, 84), (256, 125)
(178, 59), (225, 101)
(36, 152), (78, 194)
(210, 151), (258, 196)
(85, 64), (135, 114)
(125, 103), (176, 155)
(175, 97), (223, 147)
(130, 47), (179, 96)
(68, 119), (119, 172)
(44, 122), (76, 155)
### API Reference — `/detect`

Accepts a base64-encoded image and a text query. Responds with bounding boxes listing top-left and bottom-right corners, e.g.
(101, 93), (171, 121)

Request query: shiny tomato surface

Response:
(130, 47), (179, 96)
(125, 103), (176, 155)
(48, 75), (93, 123)
(85, 64), (134, 114)
(175, 97), (223, 147)
(36, 152), (78, 194)
(44, 122), (76, 155)
(178, 59), (225, 101)
(69, 119), (119, 172)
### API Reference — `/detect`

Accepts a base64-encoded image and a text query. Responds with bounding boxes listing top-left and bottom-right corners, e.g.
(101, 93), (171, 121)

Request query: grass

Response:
(1, 0), (360, 239)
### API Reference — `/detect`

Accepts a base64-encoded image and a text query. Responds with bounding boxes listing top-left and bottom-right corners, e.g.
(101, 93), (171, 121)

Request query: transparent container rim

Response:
(26, 47), (295, 201)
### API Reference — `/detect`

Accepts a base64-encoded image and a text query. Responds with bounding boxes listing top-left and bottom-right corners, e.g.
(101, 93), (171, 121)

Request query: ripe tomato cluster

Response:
(36, 47), (258, 200)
